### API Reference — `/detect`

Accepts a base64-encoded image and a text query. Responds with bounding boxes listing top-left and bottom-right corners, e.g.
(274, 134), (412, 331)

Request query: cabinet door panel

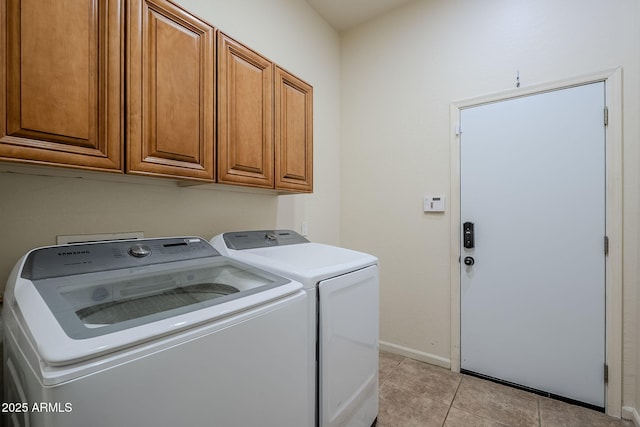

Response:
(128, 0), (215, 181)
(275, 67), (313, 192)
(18, 0), (91, 141)
(154, 14), (200, 162)
(218, 34), (274, 188)
(1, 0), (123, 171)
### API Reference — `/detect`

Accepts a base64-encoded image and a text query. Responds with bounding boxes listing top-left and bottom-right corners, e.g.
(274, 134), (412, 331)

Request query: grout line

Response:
(538, 396), (542, 427)
(379, 354), (406, 387)
(441, 374), (463, 427)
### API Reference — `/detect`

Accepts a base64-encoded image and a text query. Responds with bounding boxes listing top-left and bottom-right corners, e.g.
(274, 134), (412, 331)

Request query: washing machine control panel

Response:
(21, 237), (219, 280)
(223, 230), (309, 250)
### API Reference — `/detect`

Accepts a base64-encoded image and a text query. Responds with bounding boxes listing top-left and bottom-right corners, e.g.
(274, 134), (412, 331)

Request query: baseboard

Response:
(622, 406), (640, 426)
(379, 341), (451, 369)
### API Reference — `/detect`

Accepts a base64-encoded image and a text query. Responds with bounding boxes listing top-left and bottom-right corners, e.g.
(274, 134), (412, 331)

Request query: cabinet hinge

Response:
(604, 106), (609, 127)
(604, 364), (609, 383)
(604, 236), (609, 256)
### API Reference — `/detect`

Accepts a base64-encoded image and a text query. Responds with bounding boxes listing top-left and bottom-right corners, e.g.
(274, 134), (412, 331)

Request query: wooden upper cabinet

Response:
(275, 67), (313, 192)
(217, 33), (274, 188)
(1, 0), (312, 191)
(0, 0), (124, 171)
(127, 0), (215, 181)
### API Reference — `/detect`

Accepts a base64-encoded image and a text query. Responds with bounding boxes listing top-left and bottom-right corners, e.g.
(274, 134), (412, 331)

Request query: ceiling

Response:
(305, 0), (415, 31)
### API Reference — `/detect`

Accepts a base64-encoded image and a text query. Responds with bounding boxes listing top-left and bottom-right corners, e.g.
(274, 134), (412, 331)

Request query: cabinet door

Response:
(128, 0), (215, 181)
(217, 34), (274, 188)
(275, 67), (313, 192)
(0, 0), (124, 171)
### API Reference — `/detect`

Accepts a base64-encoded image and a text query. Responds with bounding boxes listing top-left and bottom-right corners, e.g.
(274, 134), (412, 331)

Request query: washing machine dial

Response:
(128, 243), (151, 258)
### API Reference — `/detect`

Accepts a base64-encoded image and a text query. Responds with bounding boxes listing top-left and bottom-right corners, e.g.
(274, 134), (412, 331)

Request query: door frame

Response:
(449, 68), (623, 416)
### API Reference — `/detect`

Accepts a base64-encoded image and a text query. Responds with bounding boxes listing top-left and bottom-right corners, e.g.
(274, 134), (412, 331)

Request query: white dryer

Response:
(3, 237), (310, 427)
(211, 230), (379, 427)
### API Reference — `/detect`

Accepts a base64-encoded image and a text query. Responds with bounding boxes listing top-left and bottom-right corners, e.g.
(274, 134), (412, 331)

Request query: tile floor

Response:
(378, 351), (634, 427)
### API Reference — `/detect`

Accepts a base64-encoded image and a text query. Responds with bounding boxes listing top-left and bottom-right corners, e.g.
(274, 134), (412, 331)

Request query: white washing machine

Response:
(211, 230), (379, 427)
(3, 237), (310, 427)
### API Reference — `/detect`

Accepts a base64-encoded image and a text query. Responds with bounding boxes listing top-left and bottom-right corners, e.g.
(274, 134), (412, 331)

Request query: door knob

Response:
(464, 256), (475, 266)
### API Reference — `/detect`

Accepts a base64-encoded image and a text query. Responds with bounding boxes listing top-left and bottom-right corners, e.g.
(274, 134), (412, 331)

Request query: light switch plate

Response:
(424, 195), (446, 212)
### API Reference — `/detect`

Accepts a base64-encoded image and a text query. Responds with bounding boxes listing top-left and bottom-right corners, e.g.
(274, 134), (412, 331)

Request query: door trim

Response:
(449, 68), (623, 417)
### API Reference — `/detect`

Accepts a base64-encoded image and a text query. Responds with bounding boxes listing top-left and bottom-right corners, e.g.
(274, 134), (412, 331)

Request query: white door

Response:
(460, 82), (606, 408)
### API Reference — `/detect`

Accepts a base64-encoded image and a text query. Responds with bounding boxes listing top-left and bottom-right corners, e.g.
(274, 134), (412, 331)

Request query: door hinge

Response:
(604, 364), (609, 383)
(604, 106), (609, 126)
(604, 236), (609, 256)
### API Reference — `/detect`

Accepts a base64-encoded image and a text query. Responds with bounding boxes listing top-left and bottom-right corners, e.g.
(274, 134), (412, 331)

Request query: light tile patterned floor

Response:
(378, 351), (634, 427)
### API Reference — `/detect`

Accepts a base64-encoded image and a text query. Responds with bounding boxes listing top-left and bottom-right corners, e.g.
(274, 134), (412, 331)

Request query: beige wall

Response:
(340, 0), (640, 414)
(0, 0), (341, 291)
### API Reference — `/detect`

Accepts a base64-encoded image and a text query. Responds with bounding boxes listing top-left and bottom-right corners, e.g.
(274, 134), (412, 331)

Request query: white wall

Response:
(0, 0), (341, 292)
(340, 0), (640, 410)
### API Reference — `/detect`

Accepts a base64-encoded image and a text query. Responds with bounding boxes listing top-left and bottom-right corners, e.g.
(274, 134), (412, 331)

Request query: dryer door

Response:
(319, 265), (379, 427)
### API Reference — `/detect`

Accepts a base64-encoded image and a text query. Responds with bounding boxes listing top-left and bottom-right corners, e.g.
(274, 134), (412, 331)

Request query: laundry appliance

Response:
(3, 237), (310, 427)
(211, 230), (379, 427)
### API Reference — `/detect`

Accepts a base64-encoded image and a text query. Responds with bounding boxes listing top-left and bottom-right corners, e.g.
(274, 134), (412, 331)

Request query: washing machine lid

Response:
(10, 237), (301, 366)
(213, 230), (378, 286)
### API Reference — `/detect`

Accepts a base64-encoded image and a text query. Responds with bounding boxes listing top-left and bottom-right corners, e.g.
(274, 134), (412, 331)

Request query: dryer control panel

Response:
(223, 230), (309, 250)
